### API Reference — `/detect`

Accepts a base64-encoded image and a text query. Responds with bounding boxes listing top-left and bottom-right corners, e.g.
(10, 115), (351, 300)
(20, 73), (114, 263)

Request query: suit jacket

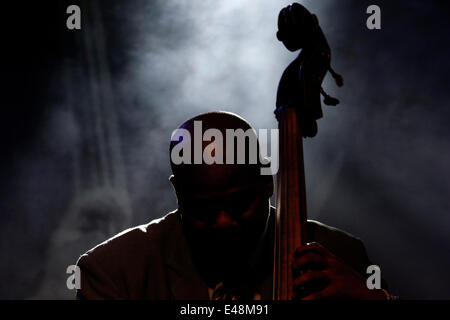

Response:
(76, 208), (375, 300)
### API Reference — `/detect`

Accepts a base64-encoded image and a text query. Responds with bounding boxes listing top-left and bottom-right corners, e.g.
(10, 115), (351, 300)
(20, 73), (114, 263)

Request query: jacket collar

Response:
(164, 210), (210, 300)
(164, 207), (275, 300)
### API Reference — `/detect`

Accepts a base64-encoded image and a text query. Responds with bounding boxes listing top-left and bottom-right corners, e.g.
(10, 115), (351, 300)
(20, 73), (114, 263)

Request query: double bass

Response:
(273, 3), (343, 300)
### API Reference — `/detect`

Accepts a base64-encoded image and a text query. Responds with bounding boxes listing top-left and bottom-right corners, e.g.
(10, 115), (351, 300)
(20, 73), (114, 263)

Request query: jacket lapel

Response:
(165, 211), (210, 300)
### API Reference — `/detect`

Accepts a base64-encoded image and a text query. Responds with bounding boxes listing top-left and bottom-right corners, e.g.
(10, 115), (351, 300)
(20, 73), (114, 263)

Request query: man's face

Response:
(175, 175), (272, 280)
(169, 111), (273, 283)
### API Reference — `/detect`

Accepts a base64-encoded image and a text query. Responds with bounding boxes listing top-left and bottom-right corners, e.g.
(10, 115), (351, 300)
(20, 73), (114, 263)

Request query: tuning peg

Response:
(320, 87), (340, 106)
(328, 66), (344, 87)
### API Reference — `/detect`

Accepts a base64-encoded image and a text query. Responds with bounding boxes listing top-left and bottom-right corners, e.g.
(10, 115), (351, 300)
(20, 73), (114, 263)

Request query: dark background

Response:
(0, 0), (449, 299)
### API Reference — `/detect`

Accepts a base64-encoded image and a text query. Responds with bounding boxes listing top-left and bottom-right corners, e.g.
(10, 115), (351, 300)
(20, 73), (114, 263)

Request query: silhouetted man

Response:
(76, 111), (391, 300)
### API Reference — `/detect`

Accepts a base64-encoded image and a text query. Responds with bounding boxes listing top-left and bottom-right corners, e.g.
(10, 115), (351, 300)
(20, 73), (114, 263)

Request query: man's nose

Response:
(214, 210), (238, 229)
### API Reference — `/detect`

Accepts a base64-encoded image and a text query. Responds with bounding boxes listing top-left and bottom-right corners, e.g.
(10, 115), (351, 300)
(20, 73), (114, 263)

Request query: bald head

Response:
(170, 111), (268, 193)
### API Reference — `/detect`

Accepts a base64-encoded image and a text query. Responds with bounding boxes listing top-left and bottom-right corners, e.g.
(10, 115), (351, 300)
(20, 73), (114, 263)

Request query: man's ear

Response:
(169, 174), (180, 200)
(262, 174), (274, 198)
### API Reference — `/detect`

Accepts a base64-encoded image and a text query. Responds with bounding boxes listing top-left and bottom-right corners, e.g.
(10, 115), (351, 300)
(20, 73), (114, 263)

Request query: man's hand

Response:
(292, 242), (386, 300)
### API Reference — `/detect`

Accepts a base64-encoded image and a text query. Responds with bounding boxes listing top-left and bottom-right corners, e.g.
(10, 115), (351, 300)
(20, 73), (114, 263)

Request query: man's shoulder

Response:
(307, 219), (362, 244)
(307, 219), (369, 275)
(77, 210), (181, 267)
(75, 210), (183, 299)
